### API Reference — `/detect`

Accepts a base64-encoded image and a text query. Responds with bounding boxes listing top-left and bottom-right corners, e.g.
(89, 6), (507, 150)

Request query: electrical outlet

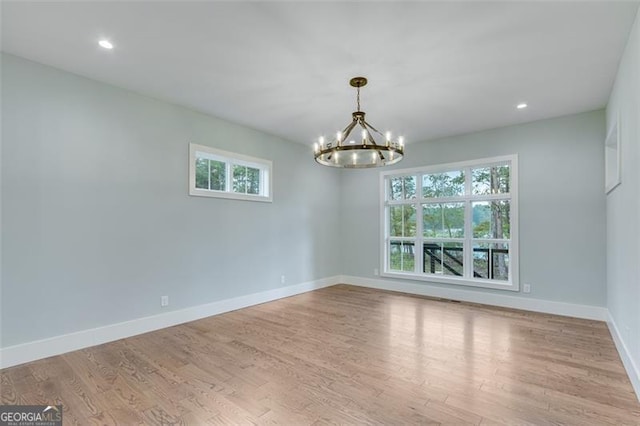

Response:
(281, 275), (286, 284)
(161, 295), (169, 307)
(374, 268), (379, 276)
(523, 284), (531, 294)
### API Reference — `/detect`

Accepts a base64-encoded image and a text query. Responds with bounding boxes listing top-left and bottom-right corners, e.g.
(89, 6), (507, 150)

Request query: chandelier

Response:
(313, 77), (405, 168)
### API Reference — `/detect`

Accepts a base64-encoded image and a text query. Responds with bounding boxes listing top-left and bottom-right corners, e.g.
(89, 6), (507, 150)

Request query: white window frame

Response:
(380, 155), (519, 291)
(189, 143), (272, 202)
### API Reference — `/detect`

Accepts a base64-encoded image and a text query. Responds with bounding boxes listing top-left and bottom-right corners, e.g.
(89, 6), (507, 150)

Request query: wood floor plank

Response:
(2, 284), (639, 424)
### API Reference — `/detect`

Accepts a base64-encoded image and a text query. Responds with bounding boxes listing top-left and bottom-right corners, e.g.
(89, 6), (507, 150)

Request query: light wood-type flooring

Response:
(1, 285), (639, 425)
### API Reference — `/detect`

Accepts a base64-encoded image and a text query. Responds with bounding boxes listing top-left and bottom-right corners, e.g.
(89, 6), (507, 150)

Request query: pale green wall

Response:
(0, 51), (611, 350)
(340, 110), (606, 306)
(606, 7), (640, 390)
(1, 54), (341, 347)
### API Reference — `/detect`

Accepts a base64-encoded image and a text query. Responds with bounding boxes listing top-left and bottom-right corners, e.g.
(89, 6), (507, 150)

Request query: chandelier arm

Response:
(339, 119), (359, 144)
(362, 120), (386, 137)
(354, 117), (371, 144)
(366, 136), (380, 147)
(361, 121), (384, 146)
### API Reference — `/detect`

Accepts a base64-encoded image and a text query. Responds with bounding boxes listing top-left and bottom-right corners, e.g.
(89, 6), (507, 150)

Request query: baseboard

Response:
(607, 312), (640, 401)
(0, 276), (341, 369)
(339, 275), (608, 321)
(0, 275), (614, 370)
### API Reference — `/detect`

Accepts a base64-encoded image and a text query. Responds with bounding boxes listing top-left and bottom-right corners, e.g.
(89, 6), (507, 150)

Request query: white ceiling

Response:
(2, 1), (638, 146)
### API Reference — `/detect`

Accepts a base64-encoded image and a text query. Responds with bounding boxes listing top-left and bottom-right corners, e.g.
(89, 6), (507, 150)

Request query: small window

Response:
(189, 143), (272, 202)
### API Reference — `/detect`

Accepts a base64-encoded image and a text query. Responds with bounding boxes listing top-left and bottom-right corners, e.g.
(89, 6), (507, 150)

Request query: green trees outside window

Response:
(195, 158), (261, 195)
(196, 158), (226, 191)
(190, 143), (272, 202)
(232, 165), (261, 195)
(385, 158), (515, 287)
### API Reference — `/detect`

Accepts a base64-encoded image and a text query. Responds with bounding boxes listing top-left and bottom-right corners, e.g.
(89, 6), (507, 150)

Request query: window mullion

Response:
(464, 167), (473, 279)
(415, 176), (424, 274)
(244, 166), (248, 194)
(226, 162), (232, 192)
(384, 202), (389, 272)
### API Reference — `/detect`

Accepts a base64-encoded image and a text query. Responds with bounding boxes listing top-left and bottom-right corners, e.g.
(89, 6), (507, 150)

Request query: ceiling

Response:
(2, 1), (638, 146)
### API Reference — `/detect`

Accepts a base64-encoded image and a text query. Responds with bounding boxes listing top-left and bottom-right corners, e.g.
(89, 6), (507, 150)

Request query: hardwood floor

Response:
(2, 285), (639, 425)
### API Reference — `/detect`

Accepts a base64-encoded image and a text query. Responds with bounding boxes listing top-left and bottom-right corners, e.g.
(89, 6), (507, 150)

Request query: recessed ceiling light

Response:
(516, 103), (528, 109)
(98, 40), (114, 49)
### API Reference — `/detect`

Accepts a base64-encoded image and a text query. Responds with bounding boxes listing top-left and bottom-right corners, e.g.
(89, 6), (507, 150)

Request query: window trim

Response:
(379, 154), (519, 291)
(189, 143), (273, 202)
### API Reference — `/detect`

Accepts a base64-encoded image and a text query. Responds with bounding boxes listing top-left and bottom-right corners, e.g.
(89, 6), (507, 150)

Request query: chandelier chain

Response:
(356, 86), (361, 112)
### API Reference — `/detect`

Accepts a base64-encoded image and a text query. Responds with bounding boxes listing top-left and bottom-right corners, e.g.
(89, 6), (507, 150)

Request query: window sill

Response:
(189, 188), (272, 203)
(381, 271), (519, 292)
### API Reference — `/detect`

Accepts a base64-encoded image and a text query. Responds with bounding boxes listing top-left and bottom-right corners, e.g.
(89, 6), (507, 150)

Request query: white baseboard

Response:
(0, 275), (616, 372)
(0, 276), (340, 369)
(339, 275), (608, 321)
(607, 312), (640, 402)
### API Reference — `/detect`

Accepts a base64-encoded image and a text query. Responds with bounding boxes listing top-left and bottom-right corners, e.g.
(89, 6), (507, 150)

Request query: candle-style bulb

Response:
(399, 136), (404, 147)
(336, 131), (342, 142)
(386, 131), (391, 141)
(362, 129), (367, 141)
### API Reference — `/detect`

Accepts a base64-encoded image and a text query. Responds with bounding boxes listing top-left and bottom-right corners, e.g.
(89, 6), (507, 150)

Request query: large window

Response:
(381, 155), (518, 291)
(189, 143), (272, 202)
